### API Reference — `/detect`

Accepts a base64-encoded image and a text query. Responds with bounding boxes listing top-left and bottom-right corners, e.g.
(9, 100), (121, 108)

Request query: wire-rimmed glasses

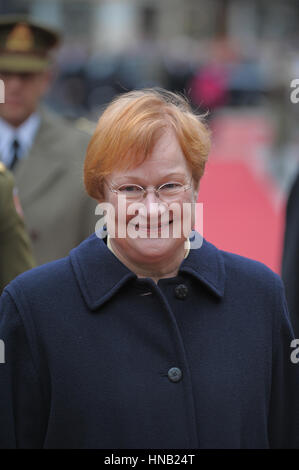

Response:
(105, 179), (193, 202)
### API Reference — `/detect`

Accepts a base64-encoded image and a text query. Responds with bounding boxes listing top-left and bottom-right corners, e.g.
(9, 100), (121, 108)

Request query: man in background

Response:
(0, 16), (96, 265)
(0, 162), (35, 293)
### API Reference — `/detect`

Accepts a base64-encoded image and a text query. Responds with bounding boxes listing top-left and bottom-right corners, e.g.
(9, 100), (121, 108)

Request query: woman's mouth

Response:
(129, 220), (174, 236)
(137, 220), (173, 229)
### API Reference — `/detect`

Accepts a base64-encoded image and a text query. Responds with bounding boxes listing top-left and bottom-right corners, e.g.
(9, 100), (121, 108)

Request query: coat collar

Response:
(70, 232), (226, 311)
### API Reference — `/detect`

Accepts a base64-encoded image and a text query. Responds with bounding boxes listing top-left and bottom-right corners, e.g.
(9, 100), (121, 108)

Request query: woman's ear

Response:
(96, 188), (105, 203)
(94, 181), (106, 203)
(192, 181), (200, 202)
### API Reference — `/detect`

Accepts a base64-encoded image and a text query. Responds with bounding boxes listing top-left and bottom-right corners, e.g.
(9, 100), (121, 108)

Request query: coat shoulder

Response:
(218, 245), (283, 292)
(3, 255), (73, 301)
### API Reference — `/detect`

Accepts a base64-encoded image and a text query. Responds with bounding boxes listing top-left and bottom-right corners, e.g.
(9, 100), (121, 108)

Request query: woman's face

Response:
(102, 129), (199, 265)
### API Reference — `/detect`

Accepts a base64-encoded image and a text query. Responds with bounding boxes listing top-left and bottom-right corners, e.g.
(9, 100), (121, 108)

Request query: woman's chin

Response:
(129, 236), (181, 260)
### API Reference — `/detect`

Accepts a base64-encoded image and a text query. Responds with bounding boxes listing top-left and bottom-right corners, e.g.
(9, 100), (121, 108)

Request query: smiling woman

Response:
(84, 89), (210, 281)
(84, 89), (211, 201)
(0, 88), (299, 449)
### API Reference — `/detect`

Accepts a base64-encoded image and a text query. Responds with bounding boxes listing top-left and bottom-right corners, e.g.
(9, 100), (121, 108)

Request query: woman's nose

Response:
(144, 189), (158, 204)
(142, 190), (167, 219)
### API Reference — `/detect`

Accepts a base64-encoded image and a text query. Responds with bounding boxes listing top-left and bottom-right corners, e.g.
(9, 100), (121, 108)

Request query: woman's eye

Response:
(161, 183), (181, 191)
(119, 185), (142, 193)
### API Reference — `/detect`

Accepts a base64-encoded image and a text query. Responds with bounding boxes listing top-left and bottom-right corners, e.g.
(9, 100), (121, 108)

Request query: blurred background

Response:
(1, 0), (299, 273)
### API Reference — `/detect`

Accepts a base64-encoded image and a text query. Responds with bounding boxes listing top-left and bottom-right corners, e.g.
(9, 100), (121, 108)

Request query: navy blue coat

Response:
(0, 233), (299, 449)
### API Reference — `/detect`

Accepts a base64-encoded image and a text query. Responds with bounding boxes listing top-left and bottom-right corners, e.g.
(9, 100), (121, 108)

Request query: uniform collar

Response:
(70, 232), (226, 311)
(0, 113), (40, 166)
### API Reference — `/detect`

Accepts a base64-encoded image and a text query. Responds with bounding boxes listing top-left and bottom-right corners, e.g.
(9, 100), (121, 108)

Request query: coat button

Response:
(168, 367), (182, 383)
(174, 284), (188, 299)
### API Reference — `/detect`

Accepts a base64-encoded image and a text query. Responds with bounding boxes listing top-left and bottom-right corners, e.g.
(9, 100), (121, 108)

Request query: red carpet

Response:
(195, 114), (285, 274)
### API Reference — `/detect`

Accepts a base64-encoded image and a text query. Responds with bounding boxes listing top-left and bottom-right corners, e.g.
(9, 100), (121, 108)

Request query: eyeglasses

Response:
(105, 179), (192, 202)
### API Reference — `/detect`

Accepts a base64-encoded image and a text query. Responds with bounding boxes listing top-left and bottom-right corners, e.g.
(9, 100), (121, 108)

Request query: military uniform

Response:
(0, 162), (35, 292)
(0, 16), (96, 265)
(13, 108), (96, 265)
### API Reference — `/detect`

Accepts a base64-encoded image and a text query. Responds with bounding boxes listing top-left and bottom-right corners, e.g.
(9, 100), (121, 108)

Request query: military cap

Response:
(0, 15), (60, 72)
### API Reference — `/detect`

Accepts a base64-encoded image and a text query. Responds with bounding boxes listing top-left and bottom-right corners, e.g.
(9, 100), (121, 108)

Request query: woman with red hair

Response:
(0, 89), (298, 449)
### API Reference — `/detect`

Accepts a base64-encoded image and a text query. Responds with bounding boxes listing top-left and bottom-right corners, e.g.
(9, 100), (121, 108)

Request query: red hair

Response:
(84, 88), (211, 200)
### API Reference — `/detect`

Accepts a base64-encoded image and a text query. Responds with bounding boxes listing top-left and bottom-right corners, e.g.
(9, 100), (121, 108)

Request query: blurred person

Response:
(0, 89), (299, 449)
(0, 162), (35, 293)
(188, 63), (229, 113)
(282, 170), (299, 337)
(0, 16), (96, 265)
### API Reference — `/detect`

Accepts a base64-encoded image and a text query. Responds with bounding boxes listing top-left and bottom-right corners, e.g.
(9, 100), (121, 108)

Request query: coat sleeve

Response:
(0, 289), (47, 448)
(268, 277), (299, 448)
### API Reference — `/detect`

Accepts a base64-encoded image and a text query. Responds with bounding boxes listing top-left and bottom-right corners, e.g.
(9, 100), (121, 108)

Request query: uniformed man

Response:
(0, 15), (96, 265)
(0, 162), (35, 293)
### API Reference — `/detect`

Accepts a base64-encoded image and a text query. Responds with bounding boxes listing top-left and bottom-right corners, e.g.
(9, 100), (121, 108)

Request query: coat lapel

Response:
(70, 233), (226, 311)
(14, 108), (66, 204)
